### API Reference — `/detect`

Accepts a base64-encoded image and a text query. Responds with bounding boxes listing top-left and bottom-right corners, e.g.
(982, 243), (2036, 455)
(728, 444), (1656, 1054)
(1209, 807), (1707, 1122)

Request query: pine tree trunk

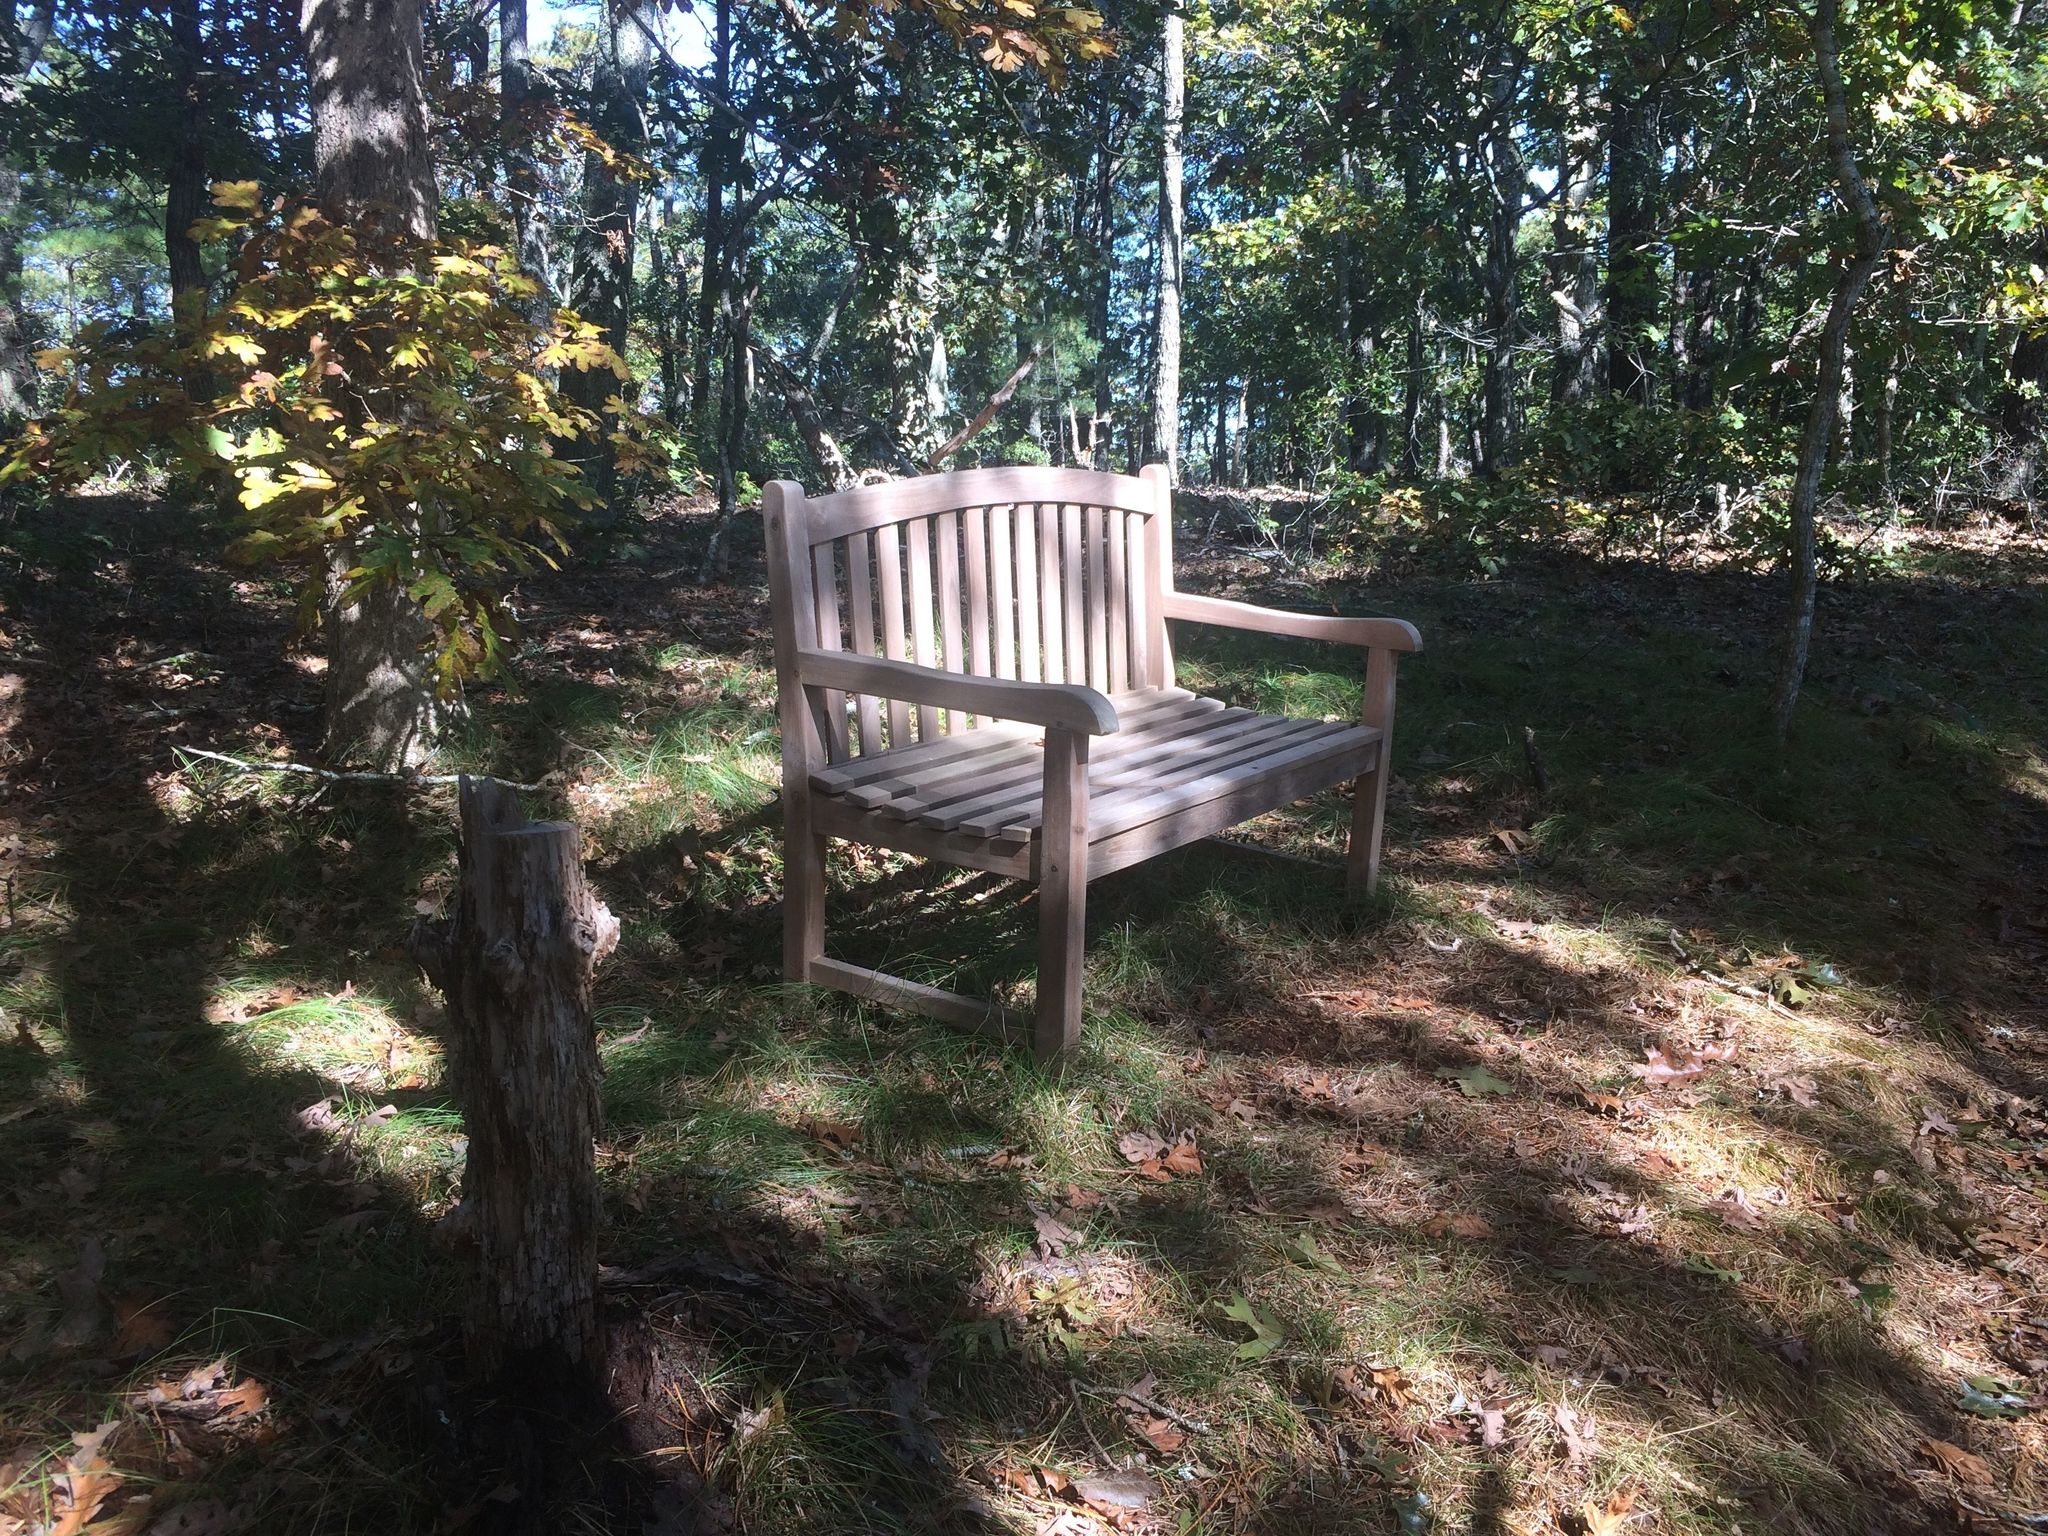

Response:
(1089, 93), (1116, 471)
(692, 0), (733, 438)
(0, 0), (56, 428)
(1149, 2), (1185, 483)
(165, 0), (208, 320)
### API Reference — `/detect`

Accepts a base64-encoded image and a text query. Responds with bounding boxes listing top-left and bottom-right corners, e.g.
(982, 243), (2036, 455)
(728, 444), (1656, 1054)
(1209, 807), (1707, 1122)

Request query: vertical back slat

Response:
(935, 511), (963, 732)
(1038, 501), (1065, 684)
(990, 502), (1017, 680)
(905, 515), (939, 740)
(1085, 505), (1110, 693)
(1105, 507), (1129, 694)
(846, 532), (883, 753)
(1125, 510), (1151, 687)
(811, 540), (851, 762)
(1061, 502), (1085, 689)
(1015, 503), (1043, 684)
(876, 521), (911, 746)
(1139, 465), (1175, 688)
(965, 506), (993, 683)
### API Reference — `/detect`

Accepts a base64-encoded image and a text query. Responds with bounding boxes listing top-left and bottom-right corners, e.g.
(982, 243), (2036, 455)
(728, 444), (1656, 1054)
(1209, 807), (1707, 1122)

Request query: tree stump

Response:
(411, 776), (618, 1390)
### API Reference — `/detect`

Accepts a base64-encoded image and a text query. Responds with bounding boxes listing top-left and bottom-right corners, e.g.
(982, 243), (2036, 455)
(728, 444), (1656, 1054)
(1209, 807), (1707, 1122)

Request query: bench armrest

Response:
(1161, 592), (1422, 654)
(795, 649), (1120, 736)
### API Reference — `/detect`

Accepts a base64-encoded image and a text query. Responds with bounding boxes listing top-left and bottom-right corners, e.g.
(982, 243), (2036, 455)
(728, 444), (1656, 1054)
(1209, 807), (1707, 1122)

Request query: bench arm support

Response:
(795, 649), (1121, 736)
(1161, 592), (1422, 654)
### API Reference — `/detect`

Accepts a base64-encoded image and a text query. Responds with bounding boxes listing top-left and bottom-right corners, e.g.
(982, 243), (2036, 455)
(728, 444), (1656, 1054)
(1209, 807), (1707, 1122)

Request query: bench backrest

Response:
(764, 465), (1177, 765)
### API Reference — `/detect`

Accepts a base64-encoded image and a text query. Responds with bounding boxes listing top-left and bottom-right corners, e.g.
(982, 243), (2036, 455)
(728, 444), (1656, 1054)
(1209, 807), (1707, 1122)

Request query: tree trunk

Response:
(1988, 289), (2048, 508)
(562, 0), (652, 515)
(500, 0), (553, 324)
(1605, 86), (1657, 407)
(1089, 93), (1116, 471)
(409, 777), (616, 1438)
(1478, 46), (1525, 477)
(692, 0), (733, 438)
(165, 0), (209, 321)
(301, 0), (441, 768)
(1400, 288), (1426, 477)
(1550, 88), (1601, 405)
(1149, 1), (1185, 482)
(300, 0), (437, 240)
(0, 0), (57, 427)
(1772, 0), (1884, 740)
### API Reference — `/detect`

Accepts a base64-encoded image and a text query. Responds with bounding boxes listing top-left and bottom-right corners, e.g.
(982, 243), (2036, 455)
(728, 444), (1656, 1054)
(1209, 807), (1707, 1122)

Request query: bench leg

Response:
(784, 805), (827, 982)
(1349, 649), (1398, 898)
(1346, 761), (1386, 897)
(1035, 729), (1090, 1063)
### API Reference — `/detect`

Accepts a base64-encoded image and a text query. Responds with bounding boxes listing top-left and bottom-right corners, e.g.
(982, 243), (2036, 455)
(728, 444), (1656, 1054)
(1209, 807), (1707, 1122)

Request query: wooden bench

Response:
(763, 464), (1420, 1062)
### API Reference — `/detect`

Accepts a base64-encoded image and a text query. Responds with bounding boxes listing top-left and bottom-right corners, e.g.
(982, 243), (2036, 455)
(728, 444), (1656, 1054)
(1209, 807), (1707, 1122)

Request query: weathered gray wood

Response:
(1139, 465), (1175, 689)
(1125, 509), (1152, 688)
(1015, 503), (1043, 683)
(1164, 591), (1423, 652)
(936, 509), (963, 685)
(808, 465), (1159, 545)
(1036, 728), (1089, 1061)
(846, 531), (882, 756)
(905, 515), (939, 740)
(1061, 503), (1086, 691)
(1086, 505), (1110, 693)
(964, 506), (992, 683)
(761, 463), (1417, 1060)
(808, 956), (1030, 1045)
(1350, 646), (1399, 894)
(990, 502), (1017, 680)
(1106, 508), (1129, 694)
(1087, 734), (1380, 878)
(797, 648), (1119, 735)
(810, 541), (851, 762)
(408, 778), (617, 1386)
(1037, 502), (1063, 684)
(876, 521), (912, 746)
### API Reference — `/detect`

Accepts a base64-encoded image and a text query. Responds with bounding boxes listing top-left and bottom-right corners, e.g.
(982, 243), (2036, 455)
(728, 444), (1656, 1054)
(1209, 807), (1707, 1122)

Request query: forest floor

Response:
(2, 488), (2046, 1536)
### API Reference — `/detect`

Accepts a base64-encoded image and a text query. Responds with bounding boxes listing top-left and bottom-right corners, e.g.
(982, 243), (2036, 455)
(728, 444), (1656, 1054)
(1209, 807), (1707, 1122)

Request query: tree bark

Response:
(691, 0), (733, 438)
(409, 778), (616, 1449)
(301, 0), (441, 767)
(1088, 91), (1117, 471)
(1988, 269), (2048, 508)
(1478, 44), (1525, 476)
(1772, 0), (1884, 740)
(412, 780), (615, 1381)
(165, 0), (209, 322)
(1605, 85), (1657, 407)
(562, 0), (652, 515)
(0, 0), (57, 427)
(1149, 1), (1185, 483)
(500, 0), (553, 324)
(1550, 85), (1601, 405)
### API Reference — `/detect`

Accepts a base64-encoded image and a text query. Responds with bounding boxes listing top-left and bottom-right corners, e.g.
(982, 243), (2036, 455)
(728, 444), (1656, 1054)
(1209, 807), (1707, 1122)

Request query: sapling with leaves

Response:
(1, 179), (682, 743)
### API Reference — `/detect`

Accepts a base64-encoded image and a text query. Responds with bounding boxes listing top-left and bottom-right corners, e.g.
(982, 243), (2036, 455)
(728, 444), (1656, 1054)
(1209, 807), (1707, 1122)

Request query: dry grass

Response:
(1, 492), (2044, 1534)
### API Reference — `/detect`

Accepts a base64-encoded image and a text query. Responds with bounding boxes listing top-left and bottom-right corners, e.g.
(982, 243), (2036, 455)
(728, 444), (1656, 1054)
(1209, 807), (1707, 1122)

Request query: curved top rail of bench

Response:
(801, 466), (1164, 546)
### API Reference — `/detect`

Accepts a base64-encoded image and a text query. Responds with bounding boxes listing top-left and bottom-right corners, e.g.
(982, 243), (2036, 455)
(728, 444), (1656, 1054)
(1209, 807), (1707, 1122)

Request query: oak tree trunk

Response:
(300, 0), (441, 768)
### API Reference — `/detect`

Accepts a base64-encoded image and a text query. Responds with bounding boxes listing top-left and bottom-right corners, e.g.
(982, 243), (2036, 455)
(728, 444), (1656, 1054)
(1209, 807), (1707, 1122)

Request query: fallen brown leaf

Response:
(1580, 1483), (1637, 1535)
(797, 1116), (860, 1150)
(1919, 1437), (1992, 1486)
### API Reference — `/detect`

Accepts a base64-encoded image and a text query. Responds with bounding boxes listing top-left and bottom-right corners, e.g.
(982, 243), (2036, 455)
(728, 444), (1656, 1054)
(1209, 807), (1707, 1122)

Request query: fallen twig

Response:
(1082, 1383), (1211, 1434)
(175, 747), (555, 794)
